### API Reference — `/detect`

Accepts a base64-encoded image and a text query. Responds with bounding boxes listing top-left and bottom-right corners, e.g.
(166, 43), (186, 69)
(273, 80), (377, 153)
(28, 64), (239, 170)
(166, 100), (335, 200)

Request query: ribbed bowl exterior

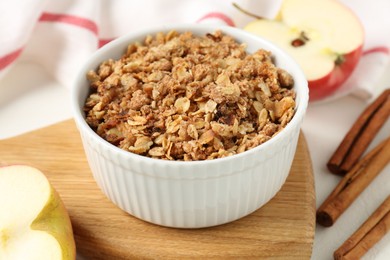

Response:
(72, 24), (309, 228)
(77, 119), (301, 228)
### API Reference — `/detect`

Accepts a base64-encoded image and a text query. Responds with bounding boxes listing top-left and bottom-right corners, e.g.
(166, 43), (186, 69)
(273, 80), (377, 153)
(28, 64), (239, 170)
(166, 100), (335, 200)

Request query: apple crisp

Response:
(84, 30), (296, 161)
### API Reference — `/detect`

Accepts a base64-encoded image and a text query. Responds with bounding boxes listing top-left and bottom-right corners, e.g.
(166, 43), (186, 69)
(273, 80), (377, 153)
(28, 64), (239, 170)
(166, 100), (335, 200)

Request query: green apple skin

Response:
(0, 165), (76, 260)
(31, 187), (76, 260)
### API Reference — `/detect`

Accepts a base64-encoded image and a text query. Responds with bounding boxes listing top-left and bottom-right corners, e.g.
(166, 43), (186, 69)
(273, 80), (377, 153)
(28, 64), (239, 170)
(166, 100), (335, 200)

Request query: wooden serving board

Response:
(0, 120), (315, 259)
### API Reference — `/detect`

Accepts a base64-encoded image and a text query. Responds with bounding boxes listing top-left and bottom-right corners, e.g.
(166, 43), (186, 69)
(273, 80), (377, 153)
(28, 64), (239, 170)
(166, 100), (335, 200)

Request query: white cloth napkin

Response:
(1, 0), (389, 101)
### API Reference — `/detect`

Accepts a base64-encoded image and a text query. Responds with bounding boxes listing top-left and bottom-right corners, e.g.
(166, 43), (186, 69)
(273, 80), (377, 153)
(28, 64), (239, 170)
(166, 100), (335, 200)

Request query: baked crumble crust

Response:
(84, 30), (296, 161)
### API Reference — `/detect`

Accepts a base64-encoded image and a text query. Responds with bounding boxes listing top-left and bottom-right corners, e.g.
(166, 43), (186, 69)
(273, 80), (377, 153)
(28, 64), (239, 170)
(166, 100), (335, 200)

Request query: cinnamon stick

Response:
(327, 89), (390, 175)
(317, 137), (390, 227)
(334, 196), (390, 260)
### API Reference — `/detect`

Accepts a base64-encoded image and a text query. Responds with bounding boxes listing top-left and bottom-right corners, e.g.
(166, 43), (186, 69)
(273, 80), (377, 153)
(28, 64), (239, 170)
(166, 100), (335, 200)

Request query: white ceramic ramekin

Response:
(72, 24), (309, 228)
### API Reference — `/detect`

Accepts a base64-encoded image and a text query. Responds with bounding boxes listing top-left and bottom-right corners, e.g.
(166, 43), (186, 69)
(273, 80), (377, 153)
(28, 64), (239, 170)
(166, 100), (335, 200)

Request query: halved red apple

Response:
(244, 0), (364, 101)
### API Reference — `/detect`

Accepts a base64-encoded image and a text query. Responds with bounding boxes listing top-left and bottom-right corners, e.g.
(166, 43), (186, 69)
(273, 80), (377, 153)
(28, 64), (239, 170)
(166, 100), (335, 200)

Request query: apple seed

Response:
(291, 38), (305, 47)
(291, 31), (309, 47)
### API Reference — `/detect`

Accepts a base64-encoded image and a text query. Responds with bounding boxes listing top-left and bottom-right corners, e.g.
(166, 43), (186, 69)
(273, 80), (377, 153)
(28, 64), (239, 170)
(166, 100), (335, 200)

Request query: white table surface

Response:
(1, 59), (389, 260)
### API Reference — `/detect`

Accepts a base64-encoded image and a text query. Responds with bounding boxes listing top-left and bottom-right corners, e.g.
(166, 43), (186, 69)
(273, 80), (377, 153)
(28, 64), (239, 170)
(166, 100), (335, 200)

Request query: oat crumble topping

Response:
(84, 30), (296, 161)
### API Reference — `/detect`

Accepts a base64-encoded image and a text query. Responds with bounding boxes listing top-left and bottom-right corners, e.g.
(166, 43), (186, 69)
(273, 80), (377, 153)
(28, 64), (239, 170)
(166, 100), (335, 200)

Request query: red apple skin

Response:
(308, 45), (363, 101)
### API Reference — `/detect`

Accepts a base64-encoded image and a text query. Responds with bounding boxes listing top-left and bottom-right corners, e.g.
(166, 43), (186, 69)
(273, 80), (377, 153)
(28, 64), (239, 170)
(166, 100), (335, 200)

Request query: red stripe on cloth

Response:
(98, 38), (115, 48)
(0, 48), (23, 70)
(39, 12), (98, 35)
(0, 13), (103, 70)
(363, 46), (390, 55)
(197, 12), (235, 27)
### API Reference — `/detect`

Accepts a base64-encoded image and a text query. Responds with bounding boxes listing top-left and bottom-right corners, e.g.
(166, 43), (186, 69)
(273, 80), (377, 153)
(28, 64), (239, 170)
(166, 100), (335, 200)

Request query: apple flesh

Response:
(244, 0), (364, 101)
(0, 165), (76, 260)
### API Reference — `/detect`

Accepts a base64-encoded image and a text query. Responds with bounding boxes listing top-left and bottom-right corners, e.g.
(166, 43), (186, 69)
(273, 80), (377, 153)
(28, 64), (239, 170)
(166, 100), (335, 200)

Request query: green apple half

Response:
(0, 165), (76, 260)
(244, 0), (364, 100)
